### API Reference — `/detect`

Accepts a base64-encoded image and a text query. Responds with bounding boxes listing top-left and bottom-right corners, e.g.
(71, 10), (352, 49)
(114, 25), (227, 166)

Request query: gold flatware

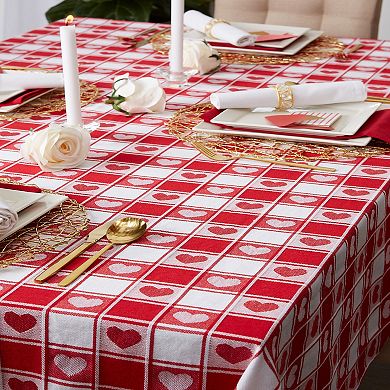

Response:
(134, 27), (171, 48)
(192, 141), (336, 172)
(34, 222), (110, 283)
(58, 217), (147, 287)
(335, 42), (363, 60)
(366, 96), (390, 104)
(114, 26), (158, 44)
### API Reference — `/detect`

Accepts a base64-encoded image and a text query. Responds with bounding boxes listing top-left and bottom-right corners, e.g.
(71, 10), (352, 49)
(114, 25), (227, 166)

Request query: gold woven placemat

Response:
(167, 103), (389, 162)
(0, 81), (99, 121)
(0, 180), (88, 268)
(151, 33), (345, 65)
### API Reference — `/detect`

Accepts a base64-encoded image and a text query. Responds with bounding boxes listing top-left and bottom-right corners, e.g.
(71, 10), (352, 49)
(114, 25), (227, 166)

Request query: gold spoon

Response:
(58, 217), (147, 287)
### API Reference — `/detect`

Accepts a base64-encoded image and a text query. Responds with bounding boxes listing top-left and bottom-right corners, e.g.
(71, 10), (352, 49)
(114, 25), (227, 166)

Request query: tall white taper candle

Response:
(60, 15), (82, 126)
(169, 0), (184, 75)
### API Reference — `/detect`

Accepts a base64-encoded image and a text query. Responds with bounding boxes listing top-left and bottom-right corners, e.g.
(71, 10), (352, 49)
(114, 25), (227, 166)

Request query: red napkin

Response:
(0, 88), (49, 107)
(255, 33), (297, 42)
(0, 182), (42, 193)
(201, 108), (390, 143)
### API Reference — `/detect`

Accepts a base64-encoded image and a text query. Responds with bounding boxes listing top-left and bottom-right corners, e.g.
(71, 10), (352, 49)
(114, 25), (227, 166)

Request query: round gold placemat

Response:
(0, 180), (89, 268)
(151, 33), (345, 65)
(0, 81), (99, 121)
(167, 103), (389, 163)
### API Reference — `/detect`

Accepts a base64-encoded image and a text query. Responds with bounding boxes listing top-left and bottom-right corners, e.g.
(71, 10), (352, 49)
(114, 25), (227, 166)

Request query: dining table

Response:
(0, 17), (389, 390)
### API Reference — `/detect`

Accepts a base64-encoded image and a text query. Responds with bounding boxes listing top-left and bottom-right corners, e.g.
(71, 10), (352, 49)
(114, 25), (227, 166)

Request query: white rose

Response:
(20, 123), (91, 172)
(110, 75), (166, 114)
(182, 39), (221, 75)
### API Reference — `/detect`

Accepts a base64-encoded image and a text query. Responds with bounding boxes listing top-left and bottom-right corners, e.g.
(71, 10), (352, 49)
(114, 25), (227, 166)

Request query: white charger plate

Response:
(0, 89), (24, 104)
(193, 121), (372, 147)
(0, 89), (52, 113)
(0, 192), (68, 241)
(0, 188), (45, 213)
(211, 102), (381, 137)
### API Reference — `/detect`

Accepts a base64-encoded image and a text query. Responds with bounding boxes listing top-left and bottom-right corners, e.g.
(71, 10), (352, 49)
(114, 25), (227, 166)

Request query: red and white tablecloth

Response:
(0, 18), (389, 390)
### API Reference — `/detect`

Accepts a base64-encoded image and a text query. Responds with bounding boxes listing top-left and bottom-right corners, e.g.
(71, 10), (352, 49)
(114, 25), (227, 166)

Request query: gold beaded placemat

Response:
(0, 180), (88, 269)
(166, 103), (389, 163)
(0, 81), (99, 121)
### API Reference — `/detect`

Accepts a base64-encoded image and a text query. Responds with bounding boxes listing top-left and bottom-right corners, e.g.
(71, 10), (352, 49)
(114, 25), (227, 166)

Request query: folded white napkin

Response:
(184, 10), (256, 47)
(210, 81), (367, 109)
(0, 70), (64, 91)
(0, 199), (18, 236)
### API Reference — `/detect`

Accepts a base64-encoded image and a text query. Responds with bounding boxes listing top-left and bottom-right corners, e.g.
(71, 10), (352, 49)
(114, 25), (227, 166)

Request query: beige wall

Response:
(379, 0), (390, 39)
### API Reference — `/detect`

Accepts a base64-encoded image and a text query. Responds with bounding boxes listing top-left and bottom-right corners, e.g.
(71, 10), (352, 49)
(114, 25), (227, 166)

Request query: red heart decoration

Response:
(73, 184), (99, 192)
(135, 146), (158, 152)
(343, 189), (370, 196)
(216, 344), (252, 364)
(8, 378), (38, 390)
(265, 113), (311, 127)
(274, 266), (307, 277)
(300, 237), (331, 247)
(107, 326), (141, 349)
(208, 226), (238, 235)
(153, 193), (179, 201)
(244, 300), (278, 312)
(261, 180), (286, 188)
(236, 201), (263, 210)
(181, 172), (207, 179)
(4, 312), (37, 333)
(105, 163), (129, 171)
(322, 211), (351, 220)
(362, 168), (387, 175)
(140, 286), (173, 297)
(176, 254), (208, 264)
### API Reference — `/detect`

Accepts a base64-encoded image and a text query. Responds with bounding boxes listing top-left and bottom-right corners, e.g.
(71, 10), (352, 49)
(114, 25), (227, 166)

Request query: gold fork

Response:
(192, 141), (336, 172)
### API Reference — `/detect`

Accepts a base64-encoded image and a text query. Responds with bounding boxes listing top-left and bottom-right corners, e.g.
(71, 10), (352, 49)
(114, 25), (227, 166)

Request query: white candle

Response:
(60, 15), (82, 126)
(169, 0), (184, 75)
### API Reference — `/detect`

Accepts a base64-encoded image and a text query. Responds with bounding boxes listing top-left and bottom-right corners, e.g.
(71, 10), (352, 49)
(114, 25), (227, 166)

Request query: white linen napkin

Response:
(183, 10), (256, 47)
(0, 199), (18, 235)
(210, 81), (367, 109)
(0, 70), (64, 91)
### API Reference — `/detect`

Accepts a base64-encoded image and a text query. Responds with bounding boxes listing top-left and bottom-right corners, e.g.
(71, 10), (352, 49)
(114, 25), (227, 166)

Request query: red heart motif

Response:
(300, 237), (331, 247)
(216, 344), (252, 364)
(274, 266), (307, 277)
(322, 211), (351, 220)
(135, 145), (158, 152)
(140, 286), (173, 297)
(261, 180), (286, 188)
(236, 201), (263, 210)
(176, 254), (208, 264)
(181, 172), (207, 179)
(244, 300), (278, 312)
(105, 163), (128, 171)
(153, 193), (179, 201)
(4, 312), (37, 333)
(208, 226), (238, 235)
(73, 184), (99, 192)
(343, 189), (369, 197)
(107, 326), (141, 349)
(8, 378), (38, 390)
(362, 168), (387, 175)
(0, 130), (18, 137)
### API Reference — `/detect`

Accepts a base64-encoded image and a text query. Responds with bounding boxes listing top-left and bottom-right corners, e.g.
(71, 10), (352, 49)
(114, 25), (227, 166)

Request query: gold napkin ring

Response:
(274, 83), (294, 111)
(204, 18), (229, 39)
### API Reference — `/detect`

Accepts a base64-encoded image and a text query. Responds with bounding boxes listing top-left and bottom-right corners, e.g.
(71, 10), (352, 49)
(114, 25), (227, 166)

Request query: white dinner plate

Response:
(0, 188), (45, 213)
(211, 102), (381, 137)
(193, 121), (372, 147)
(0, 192), (68, 241)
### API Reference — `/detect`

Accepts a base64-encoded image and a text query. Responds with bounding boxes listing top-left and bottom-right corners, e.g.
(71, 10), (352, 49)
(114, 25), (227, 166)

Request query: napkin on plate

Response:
(210, 81), (367, 109)
(183, 10), (256, 47)
(0, 70), (64, 91)
(0, 199), (18, 235)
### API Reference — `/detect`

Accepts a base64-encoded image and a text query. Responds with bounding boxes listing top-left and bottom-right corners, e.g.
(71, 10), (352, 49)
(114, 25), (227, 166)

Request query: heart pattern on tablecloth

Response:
(95, 200), (123, 208)
(261, 180), (286, 188)
(208, 226), (238, 236)
(216, 344), (252, 364)
(244, 300), (279, 313)
(173, 311), (209, 324)
(4, 312), (37, 333)
(181, 172), (207, 179)
(178, 209), (207, 218)
(105, 163), (130, 171)
(157, 159), (181, 166)
(140, 286), (173, 297)
(176, 254), (208, 264)
(233, 166), (258, 174)
(109, 263), (141, 275)
(207, 186), (234, 195)
(68, 296), (103, 308)
(207, 276), (241, 288)
(274, 266), (307, 278)
(54, 354), (87, 377)
(128, 178), (154, 186)
(73, 183), (99, 192)
(361, 168), (387, 175)
(153, 193), (180, 201)
(300, 237), (331, 247)
(8, 378), (38, 390)
(107, 326), (142, 349)
(290, 195), (318, 204)
(158, 371), (193, 390)
(322, 211), (351, 220)
(266, 219), (296, 228)
(311, 174), (337, 182)
(343, 189), (370, 197)
(236, 201), (264, 210)
(239, 245), (270, 256)
(147, 234), (177, 244)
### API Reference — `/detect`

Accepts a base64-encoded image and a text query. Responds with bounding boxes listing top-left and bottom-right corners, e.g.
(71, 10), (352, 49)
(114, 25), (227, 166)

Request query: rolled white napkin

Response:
(0, 199), (18, 236)
(184, 10), (256, 47)
(210, 81), (367, 109)
(0, 70), (64, 91)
